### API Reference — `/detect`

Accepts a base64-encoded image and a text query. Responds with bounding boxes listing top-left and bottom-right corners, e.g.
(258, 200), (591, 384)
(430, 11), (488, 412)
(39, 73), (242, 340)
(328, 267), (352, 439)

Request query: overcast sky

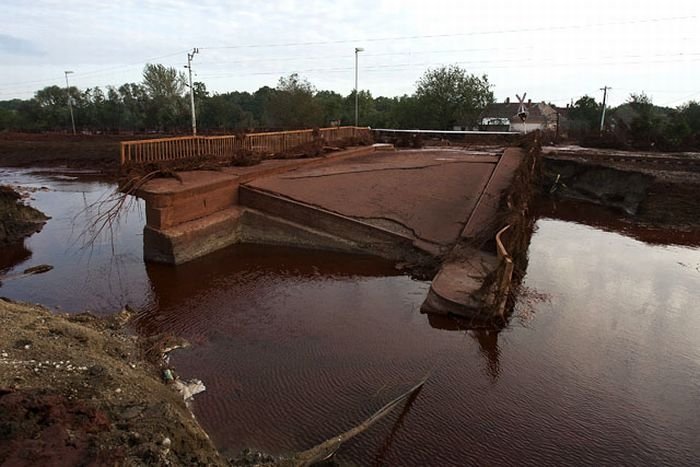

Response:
(3, 0), (699, 107)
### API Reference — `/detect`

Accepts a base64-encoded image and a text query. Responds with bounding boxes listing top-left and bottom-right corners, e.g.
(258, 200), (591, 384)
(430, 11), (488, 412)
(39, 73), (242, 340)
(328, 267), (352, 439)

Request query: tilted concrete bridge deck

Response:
(135, 145), (526, 319)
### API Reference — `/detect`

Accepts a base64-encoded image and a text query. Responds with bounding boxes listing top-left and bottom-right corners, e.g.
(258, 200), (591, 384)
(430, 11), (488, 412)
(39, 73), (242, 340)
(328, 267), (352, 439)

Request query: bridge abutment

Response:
(132, 139), (540, 323)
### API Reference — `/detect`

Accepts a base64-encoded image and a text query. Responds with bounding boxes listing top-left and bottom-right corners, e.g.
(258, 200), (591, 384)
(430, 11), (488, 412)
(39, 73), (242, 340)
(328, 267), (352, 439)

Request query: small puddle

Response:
(1, 168), (699, 465)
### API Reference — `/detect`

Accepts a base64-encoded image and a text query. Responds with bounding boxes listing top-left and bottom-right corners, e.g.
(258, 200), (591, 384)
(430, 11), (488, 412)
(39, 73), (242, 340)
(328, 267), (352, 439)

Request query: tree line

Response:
(568, 93), (700, 151)
(2, 62), (697, 152)
(0, 64), (494, 133)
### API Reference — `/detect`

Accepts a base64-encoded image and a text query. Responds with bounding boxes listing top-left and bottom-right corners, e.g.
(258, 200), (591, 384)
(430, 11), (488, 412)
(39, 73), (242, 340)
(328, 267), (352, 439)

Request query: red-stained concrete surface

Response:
(423, 148), (525, 317)
(244, 150), (500, 249)
(135, 145), (525, 318)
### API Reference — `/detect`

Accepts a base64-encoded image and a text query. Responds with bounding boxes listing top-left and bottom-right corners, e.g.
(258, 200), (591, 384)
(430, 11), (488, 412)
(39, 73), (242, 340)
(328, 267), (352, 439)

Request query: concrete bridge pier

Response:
(138, 171), (242, 264)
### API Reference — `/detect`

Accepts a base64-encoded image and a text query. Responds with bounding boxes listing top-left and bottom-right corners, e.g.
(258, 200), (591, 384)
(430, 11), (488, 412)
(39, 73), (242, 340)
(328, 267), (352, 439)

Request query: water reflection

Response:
(426, 313), (502, 381)
(0, 168), (150, 312)
(470, 330), (501, 381)
(535, 197), (700, 247)
(0, 241), (31, 273)
(135, 244), (402, 337)
(371, 385), (423, 467)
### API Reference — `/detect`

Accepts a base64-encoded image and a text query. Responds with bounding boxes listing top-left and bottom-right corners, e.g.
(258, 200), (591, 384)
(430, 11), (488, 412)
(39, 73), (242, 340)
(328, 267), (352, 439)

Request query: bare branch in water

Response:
(75, 171), (161, 254)
(289, 373), (429, 466)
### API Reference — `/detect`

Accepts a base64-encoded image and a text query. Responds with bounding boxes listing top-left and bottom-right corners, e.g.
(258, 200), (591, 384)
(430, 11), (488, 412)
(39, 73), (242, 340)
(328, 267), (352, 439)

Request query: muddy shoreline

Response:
(0, 185), (48, 246)
(0, 176), (229, 464)
(542, 148), (700, 230)
(0, 299), (227, 466)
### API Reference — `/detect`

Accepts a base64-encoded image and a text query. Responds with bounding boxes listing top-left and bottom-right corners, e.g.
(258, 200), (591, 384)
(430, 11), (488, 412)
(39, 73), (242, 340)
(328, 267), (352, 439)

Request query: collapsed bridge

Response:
(121, 127), (539, 323)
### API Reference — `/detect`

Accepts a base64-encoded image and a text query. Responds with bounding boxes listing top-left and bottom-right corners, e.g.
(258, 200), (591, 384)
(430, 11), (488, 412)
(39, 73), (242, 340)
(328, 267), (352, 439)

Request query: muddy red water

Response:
(1, 168), (699, 466)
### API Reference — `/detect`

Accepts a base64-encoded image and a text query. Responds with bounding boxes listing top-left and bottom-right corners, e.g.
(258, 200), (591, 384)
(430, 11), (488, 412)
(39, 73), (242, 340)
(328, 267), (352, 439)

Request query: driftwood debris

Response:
(0, 264), (54, 283)
(286, 374), (429, 466)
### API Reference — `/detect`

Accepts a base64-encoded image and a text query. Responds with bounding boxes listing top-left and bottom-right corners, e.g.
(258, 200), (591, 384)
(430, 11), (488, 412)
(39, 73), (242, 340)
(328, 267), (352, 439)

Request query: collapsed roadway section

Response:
(134, 141), (539, 322)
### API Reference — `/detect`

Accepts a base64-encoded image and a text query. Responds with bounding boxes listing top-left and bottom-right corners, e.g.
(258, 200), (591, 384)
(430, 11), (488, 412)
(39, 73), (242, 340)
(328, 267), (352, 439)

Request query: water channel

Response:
(1, 167), (699, 465)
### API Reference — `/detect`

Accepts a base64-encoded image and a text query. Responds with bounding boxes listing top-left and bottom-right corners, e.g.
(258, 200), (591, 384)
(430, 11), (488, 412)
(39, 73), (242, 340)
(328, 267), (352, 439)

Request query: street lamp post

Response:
(354, 47), (364, 127)
(64, 71), (76, 135)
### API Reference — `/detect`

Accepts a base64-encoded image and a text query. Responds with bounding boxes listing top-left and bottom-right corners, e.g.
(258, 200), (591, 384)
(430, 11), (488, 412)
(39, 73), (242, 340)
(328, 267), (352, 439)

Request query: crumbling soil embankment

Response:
(542, 155), (700, 230)
(0, 186), (48, 245)
(0, 298), (227, 466)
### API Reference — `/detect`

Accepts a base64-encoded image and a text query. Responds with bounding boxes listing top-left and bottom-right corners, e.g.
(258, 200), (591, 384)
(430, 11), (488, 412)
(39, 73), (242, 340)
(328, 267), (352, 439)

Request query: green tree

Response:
(677, 101), (700, 148)
(118, 83), (148, 130)
(390, 95), (423, 129)
(664, 108), (691, 147)
(568, 95), (600, 132)
(314, 90), (345, 126)
(343, 90), (377, 127)
(264, 74), (321, 128)
(0, 99), (32, 130)
(102, 86), (124, 131)
(34, 85), (72, 130)
(142, 63), (187, 130)
(372, 96), (401, 128)
(679, 101), (700, 132)
(198, 93), (255, 130)
(413, 65), (493, 129)
(192, 81), (209, 100)
(627, 92), (663, 148)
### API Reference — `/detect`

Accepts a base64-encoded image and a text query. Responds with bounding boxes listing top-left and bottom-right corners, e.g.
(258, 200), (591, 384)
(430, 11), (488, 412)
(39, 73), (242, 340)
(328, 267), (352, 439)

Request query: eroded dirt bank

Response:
(0, 186), (48, 246)
(0, 299), (226, 466)
(542, 148), (700, 230)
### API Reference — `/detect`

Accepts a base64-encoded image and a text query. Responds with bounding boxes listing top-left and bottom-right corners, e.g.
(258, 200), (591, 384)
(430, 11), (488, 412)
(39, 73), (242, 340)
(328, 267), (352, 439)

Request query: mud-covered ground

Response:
(0, 133), (136, 173)
(0, 298), (227, 466)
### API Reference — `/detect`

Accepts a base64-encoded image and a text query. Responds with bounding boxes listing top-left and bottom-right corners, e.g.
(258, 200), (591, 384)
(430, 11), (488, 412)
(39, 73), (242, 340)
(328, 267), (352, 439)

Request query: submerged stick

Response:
(290, 374), (429, 466)
(0, 264), (54, 283)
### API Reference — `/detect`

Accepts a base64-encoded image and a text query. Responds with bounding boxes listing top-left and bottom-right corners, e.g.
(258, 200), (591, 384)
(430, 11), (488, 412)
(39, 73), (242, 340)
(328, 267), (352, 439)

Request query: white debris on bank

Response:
(173, 379), (206, 401)
(0, 351), (89, 372)
(161, 344), (205, 403)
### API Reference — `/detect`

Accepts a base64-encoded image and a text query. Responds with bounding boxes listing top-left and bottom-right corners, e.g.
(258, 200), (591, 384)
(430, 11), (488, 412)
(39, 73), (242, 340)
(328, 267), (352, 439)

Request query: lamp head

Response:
(355, 47), (364, 53)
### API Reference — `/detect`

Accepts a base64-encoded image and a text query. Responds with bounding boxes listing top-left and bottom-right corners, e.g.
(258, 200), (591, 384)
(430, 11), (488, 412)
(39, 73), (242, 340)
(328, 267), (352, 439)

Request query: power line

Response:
(5, 53), (699, 99)
(196, 53), (700, 80)
(0, 46), (535, 93)
(194, 45), (537, 67)
(2, 14), (696, 96)
(661, 91), (700, 106)
(200, 15), (697, 50)
(0, 50), (188, 92)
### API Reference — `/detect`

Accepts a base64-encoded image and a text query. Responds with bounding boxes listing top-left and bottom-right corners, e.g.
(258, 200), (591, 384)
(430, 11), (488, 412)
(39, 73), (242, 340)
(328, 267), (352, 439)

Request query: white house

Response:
(478, 98), (559, 133)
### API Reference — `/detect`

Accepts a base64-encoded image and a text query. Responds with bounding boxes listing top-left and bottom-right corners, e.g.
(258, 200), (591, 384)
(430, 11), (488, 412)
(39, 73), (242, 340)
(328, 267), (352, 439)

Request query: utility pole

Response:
(64, 71), (76, 135)
(186, 48), (199, 135)
(354, 47), (364, 127)
(599, 86), (611, 134)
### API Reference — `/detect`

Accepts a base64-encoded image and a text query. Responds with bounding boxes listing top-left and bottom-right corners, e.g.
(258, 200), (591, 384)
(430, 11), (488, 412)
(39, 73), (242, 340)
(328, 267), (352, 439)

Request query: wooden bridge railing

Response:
(120, 126), (369, 165)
